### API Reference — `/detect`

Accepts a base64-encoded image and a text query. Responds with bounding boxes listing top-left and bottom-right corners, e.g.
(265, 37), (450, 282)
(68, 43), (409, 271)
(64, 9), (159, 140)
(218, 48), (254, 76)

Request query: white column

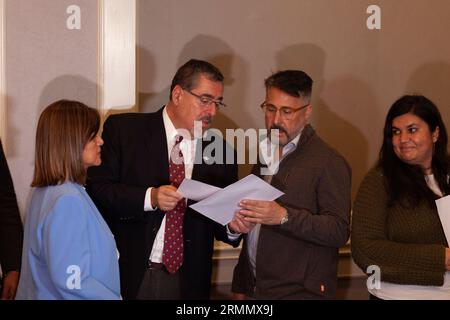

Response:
(0, 0), (6, 145)
(98, 0), (137, 114)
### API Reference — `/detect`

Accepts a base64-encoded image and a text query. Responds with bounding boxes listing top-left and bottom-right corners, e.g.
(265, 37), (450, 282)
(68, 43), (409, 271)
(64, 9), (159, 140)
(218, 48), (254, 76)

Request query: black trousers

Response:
(136, 262), (181, 300)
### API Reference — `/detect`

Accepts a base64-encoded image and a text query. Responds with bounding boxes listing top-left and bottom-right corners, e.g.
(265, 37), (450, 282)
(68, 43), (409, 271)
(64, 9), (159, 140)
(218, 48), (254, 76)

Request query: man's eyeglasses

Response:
(260, 102), (310, 120)
(185, 90), (226, 109)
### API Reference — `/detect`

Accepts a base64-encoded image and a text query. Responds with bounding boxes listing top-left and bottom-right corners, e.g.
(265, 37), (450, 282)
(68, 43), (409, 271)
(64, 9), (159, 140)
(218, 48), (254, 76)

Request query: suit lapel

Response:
(143, 107), (170, 184)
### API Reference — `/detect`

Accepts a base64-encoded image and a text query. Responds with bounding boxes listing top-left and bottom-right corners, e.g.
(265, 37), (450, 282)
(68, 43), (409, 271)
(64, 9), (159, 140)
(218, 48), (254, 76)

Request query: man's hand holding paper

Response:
(151, 185), (183, 211)
(238, 199), (288, 225)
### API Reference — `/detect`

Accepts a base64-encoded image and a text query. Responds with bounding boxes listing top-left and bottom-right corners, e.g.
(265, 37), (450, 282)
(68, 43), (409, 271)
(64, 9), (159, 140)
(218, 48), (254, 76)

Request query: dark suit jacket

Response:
(232, 125), (351, 299)
(87, 108), (239, 299)
(0, 140), (23, 275)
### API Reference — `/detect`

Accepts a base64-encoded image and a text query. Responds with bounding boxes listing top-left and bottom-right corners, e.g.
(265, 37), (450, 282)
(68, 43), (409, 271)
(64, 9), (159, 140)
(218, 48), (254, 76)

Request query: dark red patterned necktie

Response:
(162, 135), (186, 273)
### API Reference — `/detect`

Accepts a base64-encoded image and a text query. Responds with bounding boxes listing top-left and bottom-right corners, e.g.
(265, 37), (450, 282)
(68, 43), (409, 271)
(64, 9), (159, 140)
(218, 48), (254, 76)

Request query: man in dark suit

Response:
(88, 59), (251, 300)
(0, 140), (23, 300)
(232, 70), (351, 299)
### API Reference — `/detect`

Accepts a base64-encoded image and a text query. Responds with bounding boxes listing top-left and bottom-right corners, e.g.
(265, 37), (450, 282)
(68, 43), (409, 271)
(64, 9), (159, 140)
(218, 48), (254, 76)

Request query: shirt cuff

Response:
(226, 224), (241, 241)
(144, 187), (157, 211)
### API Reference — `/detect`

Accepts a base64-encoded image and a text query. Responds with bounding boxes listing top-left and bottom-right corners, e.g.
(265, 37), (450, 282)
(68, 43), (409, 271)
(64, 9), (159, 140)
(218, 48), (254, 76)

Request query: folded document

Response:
(178, 174), (284, 225)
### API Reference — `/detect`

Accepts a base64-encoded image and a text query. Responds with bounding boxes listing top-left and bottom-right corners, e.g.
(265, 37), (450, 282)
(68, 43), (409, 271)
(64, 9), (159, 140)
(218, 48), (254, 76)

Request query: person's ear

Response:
(304, 104), (313, 122)
(432, 126), (440, 143)
(171, 85), (183, 106)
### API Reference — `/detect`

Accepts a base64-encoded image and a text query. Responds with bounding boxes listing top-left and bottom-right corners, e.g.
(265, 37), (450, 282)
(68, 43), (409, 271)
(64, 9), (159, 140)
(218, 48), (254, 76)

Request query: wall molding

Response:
(98, 0), (136, 115)
(0, 0), (6, 145)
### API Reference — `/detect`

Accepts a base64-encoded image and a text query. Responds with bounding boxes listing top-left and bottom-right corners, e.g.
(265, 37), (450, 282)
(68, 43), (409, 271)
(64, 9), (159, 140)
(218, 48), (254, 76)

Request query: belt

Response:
(148, 261), (165, 270)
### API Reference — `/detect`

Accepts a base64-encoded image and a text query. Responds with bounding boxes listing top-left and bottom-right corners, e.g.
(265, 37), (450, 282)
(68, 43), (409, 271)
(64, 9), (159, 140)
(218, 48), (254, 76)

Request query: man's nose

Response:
(273, 109), (282, 125)
(208, 103), (217, 117)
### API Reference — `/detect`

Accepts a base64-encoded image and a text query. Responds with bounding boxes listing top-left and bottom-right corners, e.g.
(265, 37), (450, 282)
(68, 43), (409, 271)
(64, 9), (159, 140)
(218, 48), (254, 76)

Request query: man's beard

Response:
(269, 124), (289, 145)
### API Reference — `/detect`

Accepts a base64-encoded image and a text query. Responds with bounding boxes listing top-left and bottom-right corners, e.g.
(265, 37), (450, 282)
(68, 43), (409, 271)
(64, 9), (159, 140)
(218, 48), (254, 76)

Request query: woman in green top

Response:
(352, 95), (450, 300)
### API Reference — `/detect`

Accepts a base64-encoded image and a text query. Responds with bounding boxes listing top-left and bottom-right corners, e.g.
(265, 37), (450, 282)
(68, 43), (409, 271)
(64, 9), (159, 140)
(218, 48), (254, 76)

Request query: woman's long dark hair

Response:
(378, 95), (450, 207)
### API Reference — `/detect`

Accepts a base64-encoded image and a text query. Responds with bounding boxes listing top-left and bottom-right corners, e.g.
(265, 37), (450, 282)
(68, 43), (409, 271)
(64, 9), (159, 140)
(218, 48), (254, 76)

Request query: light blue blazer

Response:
(16, 182), (121, 300)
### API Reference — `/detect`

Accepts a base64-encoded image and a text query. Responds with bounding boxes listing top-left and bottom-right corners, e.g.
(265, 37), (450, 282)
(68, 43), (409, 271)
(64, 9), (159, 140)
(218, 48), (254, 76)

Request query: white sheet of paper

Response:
(190, 174), (284, 225)
(177, 178), (222, 201)
(436, 195), (450, 244)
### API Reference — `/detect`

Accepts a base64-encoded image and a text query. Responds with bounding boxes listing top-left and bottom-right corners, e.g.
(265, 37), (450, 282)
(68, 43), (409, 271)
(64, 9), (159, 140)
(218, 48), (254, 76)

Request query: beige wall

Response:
(4, 1), (449, 214)
(5, 0), (98, 213)
(138, 0), (450, 200)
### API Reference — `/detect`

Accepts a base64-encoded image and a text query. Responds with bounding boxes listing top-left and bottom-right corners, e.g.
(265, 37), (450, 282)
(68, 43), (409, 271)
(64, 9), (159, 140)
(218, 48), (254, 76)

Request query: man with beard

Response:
(231, 70), (351, 299)
(88, 59), (251, 300)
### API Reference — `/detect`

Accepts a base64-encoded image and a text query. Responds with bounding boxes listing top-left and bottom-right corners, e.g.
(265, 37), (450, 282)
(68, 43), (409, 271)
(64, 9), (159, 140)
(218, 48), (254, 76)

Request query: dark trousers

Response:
(136, 262), (181, 300)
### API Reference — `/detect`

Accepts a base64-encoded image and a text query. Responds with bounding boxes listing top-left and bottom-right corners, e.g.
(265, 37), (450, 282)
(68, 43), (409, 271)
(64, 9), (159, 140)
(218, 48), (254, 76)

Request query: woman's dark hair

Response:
(378, 95), (450, 207)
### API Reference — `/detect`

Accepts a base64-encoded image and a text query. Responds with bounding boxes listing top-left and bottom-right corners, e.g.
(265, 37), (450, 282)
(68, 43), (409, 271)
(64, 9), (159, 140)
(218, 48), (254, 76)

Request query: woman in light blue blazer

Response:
(16, 100), (121, 300)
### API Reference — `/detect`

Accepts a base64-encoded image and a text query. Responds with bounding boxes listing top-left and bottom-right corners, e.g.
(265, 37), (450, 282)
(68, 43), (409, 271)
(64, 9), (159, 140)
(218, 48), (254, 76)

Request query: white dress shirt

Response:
(146, 107), (197, 263)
